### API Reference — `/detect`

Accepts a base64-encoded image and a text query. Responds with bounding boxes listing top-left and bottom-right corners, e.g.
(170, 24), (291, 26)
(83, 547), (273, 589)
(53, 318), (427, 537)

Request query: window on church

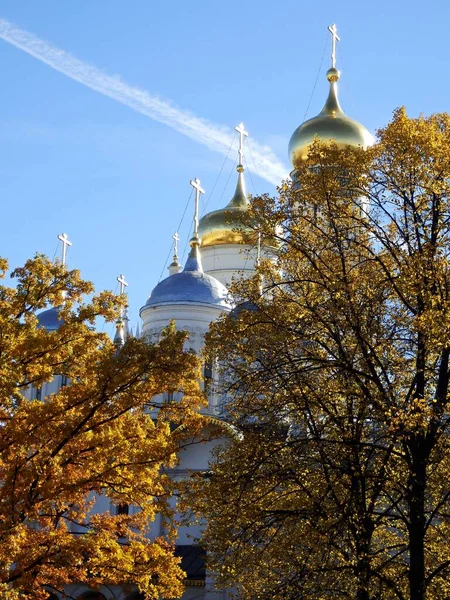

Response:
(35, 386), (42, 401)
(204, 361), (213, 380)
(117, 503), (129, 516)
(204, 361), (213, 395)
(162, 391), (175, 404)
(60, 374), (68, 387)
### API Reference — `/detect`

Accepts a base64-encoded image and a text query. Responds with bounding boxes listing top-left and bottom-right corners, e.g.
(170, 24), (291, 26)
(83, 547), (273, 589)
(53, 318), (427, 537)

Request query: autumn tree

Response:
(195, 109), (450, 600)
(0, 254), (204, 599)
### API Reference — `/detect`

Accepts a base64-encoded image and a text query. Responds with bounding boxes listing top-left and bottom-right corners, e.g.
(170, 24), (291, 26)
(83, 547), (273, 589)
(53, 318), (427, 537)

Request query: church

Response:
(34, 25), (373, 600)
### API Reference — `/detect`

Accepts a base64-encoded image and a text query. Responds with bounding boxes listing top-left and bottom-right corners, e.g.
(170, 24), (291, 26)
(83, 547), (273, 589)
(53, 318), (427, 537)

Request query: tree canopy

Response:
(196, 109), (450, 600)
(0, 255), (204, 599)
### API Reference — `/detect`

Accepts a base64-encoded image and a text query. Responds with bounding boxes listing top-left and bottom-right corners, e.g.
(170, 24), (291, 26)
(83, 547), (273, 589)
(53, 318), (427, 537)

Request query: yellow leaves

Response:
(0, 254), (206, 598)
(388, 395), (435, 435)
(196, 109), (450, 600)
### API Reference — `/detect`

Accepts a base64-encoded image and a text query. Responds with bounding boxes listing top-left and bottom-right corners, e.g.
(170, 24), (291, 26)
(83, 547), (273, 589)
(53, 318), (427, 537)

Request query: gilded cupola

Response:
(288, 25), (373, 171)
(198, 123), (255, 249)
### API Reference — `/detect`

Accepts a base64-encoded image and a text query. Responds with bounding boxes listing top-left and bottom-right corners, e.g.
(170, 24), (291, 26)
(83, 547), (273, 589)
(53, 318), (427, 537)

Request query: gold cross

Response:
(189, 178), (205, 237)
(235, 122), (248, 166)
(327, 24), (340, 69)
(57, 233), (72, 266)
(172, 231), (180, 258)
(117, 274), (128, 296)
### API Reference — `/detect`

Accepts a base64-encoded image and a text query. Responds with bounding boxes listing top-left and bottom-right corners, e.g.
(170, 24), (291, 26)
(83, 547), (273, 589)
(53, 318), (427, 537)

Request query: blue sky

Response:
(0, 0), (448, 334)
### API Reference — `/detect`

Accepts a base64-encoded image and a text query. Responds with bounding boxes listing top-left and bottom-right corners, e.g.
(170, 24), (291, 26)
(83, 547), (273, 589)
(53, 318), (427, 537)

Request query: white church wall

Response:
(140, 303), (228, 416)
(200, 244), (256, 287)
(141, 304), (222, 350)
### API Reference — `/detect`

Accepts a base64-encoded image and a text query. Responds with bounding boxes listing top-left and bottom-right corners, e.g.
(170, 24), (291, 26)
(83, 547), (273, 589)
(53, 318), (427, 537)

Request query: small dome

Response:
(141, 241), (231, 311)
(198, 168), (255, 248)
(229, 299), (259, 320)
(289, 68), (373, 170)
(37, 307), (63, 331)
(143, 271), (230, 309)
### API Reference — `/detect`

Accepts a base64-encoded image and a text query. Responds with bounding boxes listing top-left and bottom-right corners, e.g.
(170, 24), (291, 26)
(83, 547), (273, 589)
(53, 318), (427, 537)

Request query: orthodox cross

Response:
(117, 274), (128, 321)
(327, 23), (340, 69)
(256, 231), (262, 267)
(117, 274), (128, 296)
(57, 233), (72, 266)
(190, 178), (205, 237)
(173, 231), (180, 259)
(235, 122), (248, 166)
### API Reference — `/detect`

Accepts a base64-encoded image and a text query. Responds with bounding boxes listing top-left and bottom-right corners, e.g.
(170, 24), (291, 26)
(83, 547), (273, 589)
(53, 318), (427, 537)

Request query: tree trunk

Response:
(408, 450), (426, 600)
(356, 563), (371, 600)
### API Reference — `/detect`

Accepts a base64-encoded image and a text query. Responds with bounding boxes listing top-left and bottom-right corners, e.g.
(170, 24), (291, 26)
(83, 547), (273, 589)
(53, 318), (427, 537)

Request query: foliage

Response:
(0, 255), (204, 599)
(196, 109), (450, 600)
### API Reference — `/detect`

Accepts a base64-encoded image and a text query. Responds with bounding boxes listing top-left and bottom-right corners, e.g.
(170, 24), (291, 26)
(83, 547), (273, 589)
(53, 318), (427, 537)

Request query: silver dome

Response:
(229, 300), (259, 319)
(37, 307), (63, 331)
(141, 243), (231, 311)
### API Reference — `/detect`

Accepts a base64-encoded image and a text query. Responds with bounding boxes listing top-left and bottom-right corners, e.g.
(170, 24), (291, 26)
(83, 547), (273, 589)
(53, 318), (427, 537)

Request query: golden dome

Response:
(289, 68), (374, 170)
(198, 166), (256, 248)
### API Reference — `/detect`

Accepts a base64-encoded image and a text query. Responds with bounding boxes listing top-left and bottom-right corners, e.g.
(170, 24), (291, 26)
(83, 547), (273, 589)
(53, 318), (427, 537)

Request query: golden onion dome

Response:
(288, 67), (374, 170)
(198, 166), (255, 248)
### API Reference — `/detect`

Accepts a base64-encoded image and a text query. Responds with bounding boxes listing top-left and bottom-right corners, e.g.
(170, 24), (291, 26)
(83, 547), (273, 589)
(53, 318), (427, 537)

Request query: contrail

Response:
(0, 18), (289, 186)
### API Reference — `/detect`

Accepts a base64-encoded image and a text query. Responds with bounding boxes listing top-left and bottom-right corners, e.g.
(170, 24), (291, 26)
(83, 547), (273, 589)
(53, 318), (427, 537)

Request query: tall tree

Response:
(0, 255), (204, 600)
(196, 109), (450, 600)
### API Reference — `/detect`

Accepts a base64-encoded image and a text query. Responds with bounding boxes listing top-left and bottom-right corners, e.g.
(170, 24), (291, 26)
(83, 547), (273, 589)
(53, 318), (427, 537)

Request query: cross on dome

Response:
(190, 178), (205, 238)
(235, 122), (248, 167)
(288, 23), (373, 171)
(327, 23), (340, 69)
(117, 274), (128, 296)
(172, 231), (180, 259)
(116, 274), (128, 325)
(256, 231), (262, 268)
(57, 233), (72, 266)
